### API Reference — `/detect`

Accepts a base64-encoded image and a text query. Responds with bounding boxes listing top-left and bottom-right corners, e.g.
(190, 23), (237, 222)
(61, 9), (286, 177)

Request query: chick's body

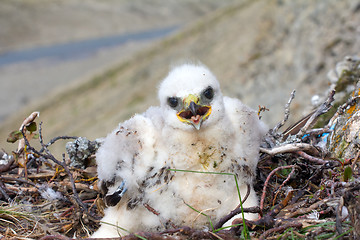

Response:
(92, 64), (266, 238)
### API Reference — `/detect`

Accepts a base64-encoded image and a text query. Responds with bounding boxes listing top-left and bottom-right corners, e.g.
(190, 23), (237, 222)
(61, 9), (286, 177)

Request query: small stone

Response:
(66, 137), (100, 168)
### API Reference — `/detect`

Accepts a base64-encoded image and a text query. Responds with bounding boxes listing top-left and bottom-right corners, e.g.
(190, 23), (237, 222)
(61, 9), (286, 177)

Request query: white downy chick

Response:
(92, 64), (267, 238)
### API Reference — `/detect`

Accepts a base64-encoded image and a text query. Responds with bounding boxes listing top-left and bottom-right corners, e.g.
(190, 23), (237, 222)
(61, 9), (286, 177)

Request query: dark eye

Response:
(203, 86), (214, 100)
(167, 97), (179, 108)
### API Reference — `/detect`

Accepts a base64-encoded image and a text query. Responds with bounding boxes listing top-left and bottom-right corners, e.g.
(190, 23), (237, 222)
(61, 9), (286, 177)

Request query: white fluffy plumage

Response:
(92, 64), (267, 238)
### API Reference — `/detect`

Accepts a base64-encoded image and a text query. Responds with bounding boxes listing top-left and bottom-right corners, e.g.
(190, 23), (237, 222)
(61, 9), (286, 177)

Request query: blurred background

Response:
(0, 0), (359, 156)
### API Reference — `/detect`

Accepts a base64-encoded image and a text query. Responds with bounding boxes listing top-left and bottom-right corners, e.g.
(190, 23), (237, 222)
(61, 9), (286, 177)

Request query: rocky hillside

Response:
(1, 0), (360, 155)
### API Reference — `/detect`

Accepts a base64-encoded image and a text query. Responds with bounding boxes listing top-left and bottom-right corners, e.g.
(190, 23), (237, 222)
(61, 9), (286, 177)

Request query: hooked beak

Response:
(176, 94), (211, 130)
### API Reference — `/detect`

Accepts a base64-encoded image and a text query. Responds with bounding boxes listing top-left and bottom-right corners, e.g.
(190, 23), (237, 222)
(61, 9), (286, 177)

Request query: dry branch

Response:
(272, 90), (296, 134)
(258, 222), (302, 240)
(260, 143), (319, 156)
(296, 89), (335, 137)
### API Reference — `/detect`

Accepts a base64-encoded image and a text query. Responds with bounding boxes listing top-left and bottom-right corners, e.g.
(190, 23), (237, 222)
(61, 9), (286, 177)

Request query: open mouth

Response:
(178, 106), (210, 120)
(177, 105), (211, 130)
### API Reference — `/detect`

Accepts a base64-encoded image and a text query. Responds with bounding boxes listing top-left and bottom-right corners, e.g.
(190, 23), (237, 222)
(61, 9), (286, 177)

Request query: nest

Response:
(1, 57), (360, 239)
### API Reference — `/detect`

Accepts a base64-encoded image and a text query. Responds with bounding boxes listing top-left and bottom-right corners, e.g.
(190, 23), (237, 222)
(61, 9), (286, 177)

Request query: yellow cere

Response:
(183, 94), (200, 108)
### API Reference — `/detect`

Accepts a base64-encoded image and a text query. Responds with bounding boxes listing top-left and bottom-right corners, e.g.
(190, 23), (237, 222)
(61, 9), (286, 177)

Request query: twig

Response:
(143, 203), (160, 216)
(296, 151), (328, 164)
(214, 206), (261, 229)
(268, 190), (294, 218)
(0, 176), (37, 187)
(296, 89), (335, 137)
(260, 143), (319, 156)
(61, 156), (88, 212)
(19, 126), (31, 179)
(284, 198), (339, 219)
(103, 228), (239, 240)
(29, 122), (88, 212)
(208, 231), (224, 240)
(0, 180), (11, 202)
(260, 165), (296, 212)
(272, 167), (296, 205)
(325, 179), (360, 189)
(40, 136), (77, 153)
(40, 235), (70, 240)
(272, 90), (296, 133)
(258, 222), (302, 240)
(6, 185), (38, 195)
(230, 191), (293, 234)
(60, 199), (97, 218)
(161, 226), (192, 235)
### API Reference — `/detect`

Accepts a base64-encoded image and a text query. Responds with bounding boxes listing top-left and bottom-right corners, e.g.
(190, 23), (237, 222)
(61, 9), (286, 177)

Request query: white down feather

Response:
(92, 64), (267, 238)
